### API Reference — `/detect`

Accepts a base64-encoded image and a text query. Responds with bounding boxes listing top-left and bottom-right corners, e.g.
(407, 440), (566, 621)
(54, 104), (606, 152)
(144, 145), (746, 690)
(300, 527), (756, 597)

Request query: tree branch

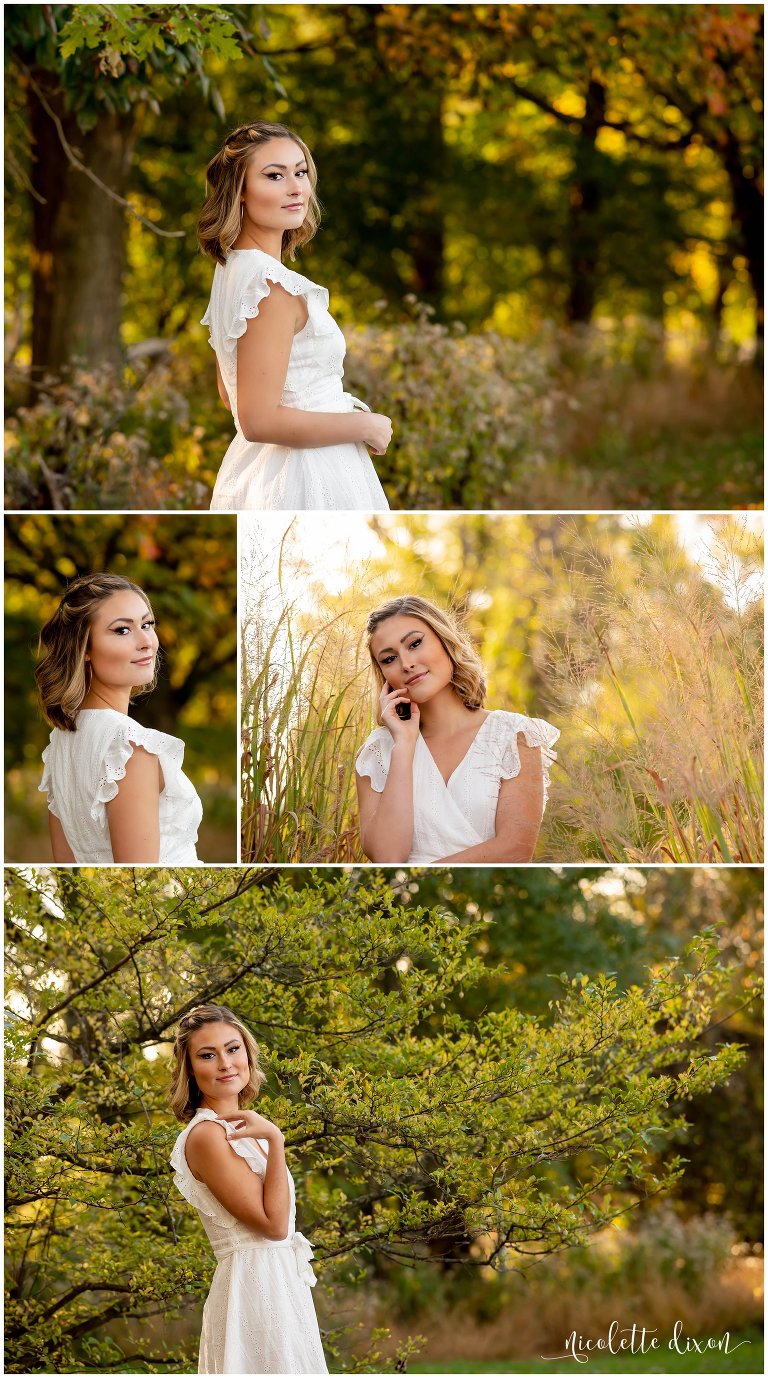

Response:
(14, 57), (184, 239)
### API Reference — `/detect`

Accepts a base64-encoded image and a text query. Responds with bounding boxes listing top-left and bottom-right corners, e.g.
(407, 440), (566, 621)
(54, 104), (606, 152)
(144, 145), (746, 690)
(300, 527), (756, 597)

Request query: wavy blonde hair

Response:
(365, 595), (487, 715)
(35, 573), (158, 733)
(198, 120), (321, 266)
(169, 1005), (267, 1123)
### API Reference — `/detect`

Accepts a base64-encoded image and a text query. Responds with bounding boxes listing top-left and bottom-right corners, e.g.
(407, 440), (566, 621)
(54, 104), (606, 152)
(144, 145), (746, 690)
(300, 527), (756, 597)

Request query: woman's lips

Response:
(217, 1073), (238, 1082)
(406, 671), (427, 686)
(132, 657), (154, 666)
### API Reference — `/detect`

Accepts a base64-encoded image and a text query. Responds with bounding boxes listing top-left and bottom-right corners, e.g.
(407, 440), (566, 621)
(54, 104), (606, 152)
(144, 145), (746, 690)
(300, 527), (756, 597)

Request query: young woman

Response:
(36, 573), (202, 864)
(356, 595), (559, 863)
(198, 120), (391, 511)
(169, 1004), (327, 1375)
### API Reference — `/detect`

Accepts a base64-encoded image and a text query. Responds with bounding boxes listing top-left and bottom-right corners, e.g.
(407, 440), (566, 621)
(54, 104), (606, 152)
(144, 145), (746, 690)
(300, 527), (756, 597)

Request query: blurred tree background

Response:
(4, 514), (238, 861)
(4, 865), (763, 1373)
(241, 511), (764, 864)
(4, 3), (764, 511)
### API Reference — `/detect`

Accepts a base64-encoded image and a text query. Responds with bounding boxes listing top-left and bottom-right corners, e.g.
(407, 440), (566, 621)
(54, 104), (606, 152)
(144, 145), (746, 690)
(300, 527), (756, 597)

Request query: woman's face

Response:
(86, 590), (158, 693)
(370, 615), (454, 702)
(241, 137), (310, 236)
(187, 1022), (251, 1104)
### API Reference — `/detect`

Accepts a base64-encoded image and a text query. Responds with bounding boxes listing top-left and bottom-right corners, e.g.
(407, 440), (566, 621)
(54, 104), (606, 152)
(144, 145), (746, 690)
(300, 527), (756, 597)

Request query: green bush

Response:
(4, 364), (211, 510)
(5, 318), (762, 511)
(344, 307), (567, 509)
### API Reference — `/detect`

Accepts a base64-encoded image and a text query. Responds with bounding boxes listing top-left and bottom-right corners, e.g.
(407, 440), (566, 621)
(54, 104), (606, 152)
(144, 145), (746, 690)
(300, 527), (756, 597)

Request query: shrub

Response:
(4, 364), (211, 510)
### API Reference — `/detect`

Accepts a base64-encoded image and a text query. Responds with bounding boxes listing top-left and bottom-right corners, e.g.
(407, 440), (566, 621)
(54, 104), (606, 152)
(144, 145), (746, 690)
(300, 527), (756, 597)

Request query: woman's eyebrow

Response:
(261, 160), (307, 171)
(106, 607), (152, 627)
(376, 630), (423, 657)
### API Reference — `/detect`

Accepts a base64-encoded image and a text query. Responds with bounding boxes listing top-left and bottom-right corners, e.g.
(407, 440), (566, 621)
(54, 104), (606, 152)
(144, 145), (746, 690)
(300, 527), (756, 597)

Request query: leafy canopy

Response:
(5, 865), (756, 1373)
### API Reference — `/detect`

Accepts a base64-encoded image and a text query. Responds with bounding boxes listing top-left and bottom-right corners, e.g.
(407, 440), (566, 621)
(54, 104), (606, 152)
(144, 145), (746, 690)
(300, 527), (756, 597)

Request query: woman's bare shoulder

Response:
(186, 1118), (229, 1153)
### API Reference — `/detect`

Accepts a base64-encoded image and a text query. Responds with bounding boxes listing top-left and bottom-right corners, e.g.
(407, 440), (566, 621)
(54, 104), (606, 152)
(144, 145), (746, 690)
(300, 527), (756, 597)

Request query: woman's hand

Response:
(216, 1109), (284, 1145)
(379, 682), (421, 744)
(361, 412), (393, 455)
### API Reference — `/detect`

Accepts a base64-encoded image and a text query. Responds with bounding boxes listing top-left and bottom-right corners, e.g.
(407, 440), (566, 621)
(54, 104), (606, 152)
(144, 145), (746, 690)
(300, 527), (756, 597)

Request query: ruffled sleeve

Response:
(200, 300), (213, 349)
(207, 253), (335, 358)
(38, 739), (60, 818)
(355, 728), (394, 794)
(169, 1111), (240, 1226)
(497, 712), (560, 809)
(91, 717), (187, 827)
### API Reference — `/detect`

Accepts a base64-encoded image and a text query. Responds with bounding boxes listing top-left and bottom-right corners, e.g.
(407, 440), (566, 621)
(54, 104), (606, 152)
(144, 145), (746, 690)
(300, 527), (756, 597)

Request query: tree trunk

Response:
(28, 71), (135, 376)
(565, 78), (607, 324)
(721, 129), (764, 353)
(406, 86), (446, 311)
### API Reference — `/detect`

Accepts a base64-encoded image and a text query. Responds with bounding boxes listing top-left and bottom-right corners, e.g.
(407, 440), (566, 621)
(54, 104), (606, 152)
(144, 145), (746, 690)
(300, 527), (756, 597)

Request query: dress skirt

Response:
(199, 1241), (327, 1374)
(210, 390), (390, 512)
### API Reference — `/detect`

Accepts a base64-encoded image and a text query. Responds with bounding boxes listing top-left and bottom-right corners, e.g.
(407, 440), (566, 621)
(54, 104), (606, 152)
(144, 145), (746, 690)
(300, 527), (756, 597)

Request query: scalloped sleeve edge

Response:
(200, 302), (214, 351)
(91, 722), (181, 826)
(38, 743), (61, 819)
(225, 262), (331, 353)
(500, 716), (560, 807)
(355, 730), (393, 794)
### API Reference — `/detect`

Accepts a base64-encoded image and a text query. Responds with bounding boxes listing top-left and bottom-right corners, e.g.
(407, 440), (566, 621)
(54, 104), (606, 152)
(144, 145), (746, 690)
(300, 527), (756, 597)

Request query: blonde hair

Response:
(198, 120), (321, 266)
(169, 1005), (267, 1123)
(35, 573), (158, 733)
(366, 595), (487, 713)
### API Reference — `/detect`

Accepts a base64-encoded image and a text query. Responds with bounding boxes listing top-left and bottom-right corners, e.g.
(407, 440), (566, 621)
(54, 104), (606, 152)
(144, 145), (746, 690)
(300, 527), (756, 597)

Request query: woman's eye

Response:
(381, 655), (394, 666)
(408, 639), (422, 650)
(297, 168), (308, 178)
(142, 620), (156, 630)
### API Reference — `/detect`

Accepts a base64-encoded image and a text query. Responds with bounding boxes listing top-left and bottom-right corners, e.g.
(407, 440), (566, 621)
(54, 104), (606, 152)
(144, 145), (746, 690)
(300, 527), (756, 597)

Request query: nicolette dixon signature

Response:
(543, 1320), (751, 1363)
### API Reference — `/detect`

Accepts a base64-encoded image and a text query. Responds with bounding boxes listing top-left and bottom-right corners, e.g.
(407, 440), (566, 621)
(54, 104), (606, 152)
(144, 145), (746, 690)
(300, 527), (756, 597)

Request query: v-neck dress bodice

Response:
(170, 1109), (327, 1374)
(202, 249), (390, 511)
(356, 709), (559, 863)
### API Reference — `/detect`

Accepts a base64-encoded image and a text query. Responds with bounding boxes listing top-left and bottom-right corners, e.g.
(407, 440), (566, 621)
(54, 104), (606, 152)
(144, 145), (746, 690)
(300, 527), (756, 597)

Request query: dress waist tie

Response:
(213, 1230), (317, 1286)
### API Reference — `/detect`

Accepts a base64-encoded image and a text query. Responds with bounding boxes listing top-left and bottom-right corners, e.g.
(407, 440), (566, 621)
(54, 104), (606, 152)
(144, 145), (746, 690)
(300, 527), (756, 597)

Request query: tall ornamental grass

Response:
(542, 523), (763, 863)
(241, 542), (375, 863)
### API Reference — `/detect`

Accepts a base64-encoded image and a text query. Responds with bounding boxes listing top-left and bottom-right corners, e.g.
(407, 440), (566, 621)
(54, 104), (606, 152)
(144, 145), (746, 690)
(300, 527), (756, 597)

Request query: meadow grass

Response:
(542, 521), (763, 863)
(7, 324), (762, 512)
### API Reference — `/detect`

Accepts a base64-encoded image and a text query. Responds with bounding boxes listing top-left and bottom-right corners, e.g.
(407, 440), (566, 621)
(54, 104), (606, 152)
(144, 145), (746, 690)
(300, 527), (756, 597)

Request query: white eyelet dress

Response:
(356, 709), (560, 863)
(202, 248), (390, 511)
(170, 1108), (328, 1375)
(38, 708), (202, 863)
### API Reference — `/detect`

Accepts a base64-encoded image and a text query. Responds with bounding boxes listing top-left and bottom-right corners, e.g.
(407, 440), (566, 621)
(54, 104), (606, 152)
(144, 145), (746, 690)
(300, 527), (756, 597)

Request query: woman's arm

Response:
(49, 814), (76, 863)
(186, 1115), (290, 1240)
(237, 283), (391, 453)
(356, 751), (416, 862)
(356, 688), (420, 862)
(436, 739), (545, 864)
(105, 745), (161, 863)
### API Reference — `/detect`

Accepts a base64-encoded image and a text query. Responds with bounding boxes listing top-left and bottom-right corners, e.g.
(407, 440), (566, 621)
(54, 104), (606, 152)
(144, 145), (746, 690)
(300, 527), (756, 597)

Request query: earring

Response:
(239, 202), (244, 228)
